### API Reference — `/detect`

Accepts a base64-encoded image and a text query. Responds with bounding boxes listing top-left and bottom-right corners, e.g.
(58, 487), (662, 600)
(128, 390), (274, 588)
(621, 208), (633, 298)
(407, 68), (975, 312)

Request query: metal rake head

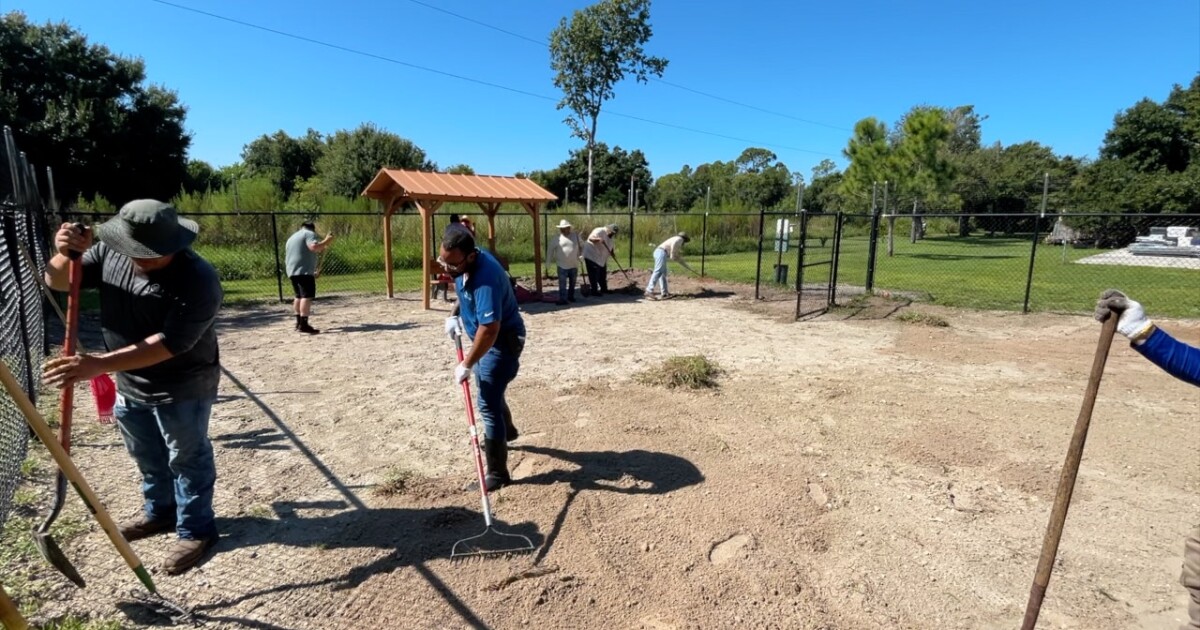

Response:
(451, 526), (536, 559)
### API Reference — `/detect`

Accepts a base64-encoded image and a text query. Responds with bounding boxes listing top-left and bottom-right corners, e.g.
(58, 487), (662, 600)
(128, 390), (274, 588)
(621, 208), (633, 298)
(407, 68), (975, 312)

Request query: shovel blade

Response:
(32, 530), (86, 588)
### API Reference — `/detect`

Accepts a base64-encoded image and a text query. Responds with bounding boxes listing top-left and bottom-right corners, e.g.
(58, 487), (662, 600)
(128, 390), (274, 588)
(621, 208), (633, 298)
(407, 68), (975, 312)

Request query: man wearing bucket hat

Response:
(583, 223), (619, 297)
(545, 218), (583, 306)
(42, 199), (222, 575)
(647, 232), (691, 300)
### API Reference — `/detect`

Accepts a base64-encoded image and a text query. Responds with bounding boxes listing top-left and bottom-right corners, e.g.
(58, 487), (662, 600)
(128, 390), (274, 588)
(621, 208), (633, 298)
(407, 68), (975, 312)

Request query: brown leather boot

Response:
(163, 535), (218, 575)
(118, 516), (175, 542)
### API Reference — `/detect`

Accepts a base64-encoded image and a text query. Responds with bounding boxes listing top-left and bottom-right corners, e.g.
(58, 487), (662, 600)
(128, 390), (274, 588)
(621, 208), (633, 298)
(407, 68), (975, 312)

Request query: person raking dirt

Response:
(583, 223), (619, 297)
(1094, 289), (1200, 630)
(646, 232), (694, 300)
(440, 230), (526, 491)
(285, 220), (335, 334)
(41, 200), (223, 575)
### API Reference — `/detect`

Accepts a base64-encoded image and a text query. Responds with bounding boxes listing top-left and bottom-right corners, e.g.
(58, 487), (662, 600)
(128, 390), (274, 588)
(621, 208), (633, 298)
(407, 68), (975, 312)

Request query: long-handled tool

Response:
(15, 230), (115, 424)
(32, 239), (87, 587)
(0, 361), (197, 624)
(449, 320), (535, 559)
(0, 583), (29, 630)
(1020, 315), (1118, 629)
(605, 244), (636, 289)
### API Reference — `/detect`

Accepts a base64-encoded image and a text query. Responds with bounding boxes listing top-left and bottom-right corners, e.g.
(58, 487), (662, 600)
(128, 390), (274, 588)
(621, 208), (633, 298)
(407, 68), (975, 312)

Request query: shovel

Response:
(32, 231), (86, 587)
(449, 319), (536, 559)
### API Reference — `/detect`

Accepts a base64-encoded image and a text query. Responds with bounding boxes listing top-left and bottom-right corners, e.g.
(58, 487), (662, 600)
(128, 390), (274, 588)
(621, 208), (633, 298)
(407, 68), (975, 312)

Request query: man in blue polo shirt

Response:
(439, 230), (526, 491)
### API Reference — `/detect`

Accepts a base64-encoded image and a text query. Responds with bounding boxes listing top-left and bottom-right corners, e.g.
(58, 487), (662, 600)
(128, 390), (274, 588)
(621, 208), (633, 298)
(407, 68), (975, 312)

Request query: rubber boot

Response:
(294, 314), (302, 330)
(483, 438), (510, 491)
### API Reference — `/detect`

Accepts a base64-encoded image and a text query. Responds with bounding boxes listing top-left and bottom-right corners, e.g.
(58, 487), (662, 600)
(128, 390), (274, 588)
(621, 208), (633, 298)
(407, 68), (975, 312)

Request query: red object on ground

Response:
(89, 374), (116, 424)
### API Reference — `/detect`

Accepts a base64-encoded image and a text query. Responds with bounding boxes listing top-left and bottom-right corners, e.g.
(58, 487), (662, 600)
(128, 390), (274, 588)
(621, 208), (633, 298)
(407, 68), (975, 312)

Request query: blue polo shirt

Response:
(454, 249), (525, 340)
(1134, 328), (1200, 387)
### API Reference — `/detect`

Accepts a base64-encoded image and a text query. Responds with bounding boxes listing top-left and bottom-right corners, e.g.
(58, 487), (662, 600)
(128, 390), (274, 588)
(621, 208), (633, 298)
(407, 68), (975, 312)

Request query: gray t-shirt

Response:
(81, 242), (223, 404)
(285, 228), (318, 277)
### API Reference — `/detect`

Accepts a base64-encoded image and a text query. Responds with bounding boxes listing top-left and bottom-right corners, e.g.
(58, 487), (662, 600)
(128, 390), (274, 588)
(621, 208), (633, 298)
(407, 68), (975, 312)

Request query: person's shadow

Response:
(511, 445), (704, 565)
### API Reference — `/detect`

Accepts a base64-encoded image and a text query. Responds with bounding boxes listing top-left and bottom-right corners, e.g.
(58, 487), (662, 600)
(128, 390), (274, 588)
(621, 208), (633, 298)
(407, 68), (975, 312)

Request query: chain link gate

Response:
(795, 211), (843, 320)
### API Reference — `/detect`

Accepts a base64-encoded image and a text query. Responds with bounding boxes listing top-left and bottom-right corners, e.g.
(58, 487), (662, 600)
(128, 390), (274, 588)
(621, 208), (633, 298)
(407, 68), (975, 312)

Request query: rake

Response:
(449, 319), (535, 559)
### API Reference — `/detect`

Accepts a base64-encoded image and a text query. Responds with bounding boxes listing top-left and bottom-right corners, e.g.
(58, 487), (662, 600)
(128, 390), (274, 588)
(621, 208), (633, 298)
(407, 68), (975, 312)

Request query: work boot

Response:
(162, 534), (218, 575)
(294, 315), (302, 330)
(483, 438), (511, 491)
(298, 317), (319, 334)
(118, 516), (175, 542)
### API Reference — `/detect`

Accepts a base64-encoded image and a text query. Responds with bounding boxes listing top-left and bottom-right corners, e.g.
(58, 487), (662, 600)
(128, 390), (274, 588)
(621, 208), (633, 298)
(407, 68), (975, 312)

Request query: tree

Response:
(183, 159), (226, 194)
(242, 129), (324, 196)
(649, 170), (698, 212)
(444, 164), (475, 175)
(549, 0), (667, 212)
(316, 123), (433, 199)
(530, 142), (651, 209)
(840, 118), (892, 208)
(0, 12), (191, 203)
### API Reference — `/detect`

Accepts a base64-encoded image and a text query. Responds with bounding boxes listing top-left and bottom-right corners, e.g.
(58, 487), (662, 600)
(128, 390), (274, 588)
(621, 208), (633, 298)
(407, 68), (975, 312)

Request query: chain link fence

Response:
(1, 128), (50, 535)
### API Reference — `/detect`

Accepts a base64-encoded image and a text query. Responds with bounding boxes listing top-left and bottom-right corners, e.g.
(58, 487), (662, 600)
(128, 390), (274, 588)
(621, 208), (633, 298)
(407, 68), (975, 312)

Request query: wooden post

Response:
(477, 202), (499, 251)
(418, 201), (432, 310)
(0, 583), (29, 630)
(383, 198), (395, 299)
(527, 202), (543, 296)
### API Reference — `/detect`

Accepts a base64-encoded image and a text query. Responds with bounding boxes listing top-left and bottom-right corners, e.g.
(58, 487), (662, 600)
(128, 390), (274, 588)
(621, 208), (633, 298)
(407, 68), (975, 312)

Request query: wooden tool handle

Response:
(1020, 315), (1118, 629)
(0, 361), (156, 594)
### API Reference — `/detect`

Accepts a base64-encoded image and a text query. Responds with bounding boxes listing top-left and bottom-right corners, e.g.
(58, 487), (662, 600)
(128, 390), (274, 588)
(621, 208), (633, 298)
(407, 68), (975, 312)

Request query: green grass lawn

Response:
(202, 233), (1198, 318)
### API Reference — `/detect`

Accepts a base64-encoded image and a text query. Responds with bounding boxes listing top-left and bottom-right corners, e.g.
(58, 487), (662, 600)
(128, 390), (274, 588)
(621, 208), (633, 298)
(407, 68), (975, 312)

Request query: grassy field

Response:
(190, 226), (1199, 318)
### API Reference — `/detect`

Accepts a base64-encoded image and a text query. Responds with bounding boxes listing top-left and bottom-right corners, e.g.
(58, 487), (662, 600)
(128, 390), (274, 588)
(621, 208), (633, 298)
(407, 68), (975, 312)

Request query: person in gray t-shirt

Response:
(284, 221), (334, 334)
(42, 200), (222, 575)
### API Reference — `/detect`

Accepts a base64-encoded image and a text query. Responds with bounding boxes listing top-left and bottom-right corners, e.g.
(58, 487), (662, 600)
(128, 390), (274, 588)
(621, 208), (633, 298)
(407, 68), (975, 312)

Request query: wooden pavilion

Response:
(361, 169), (558, 310)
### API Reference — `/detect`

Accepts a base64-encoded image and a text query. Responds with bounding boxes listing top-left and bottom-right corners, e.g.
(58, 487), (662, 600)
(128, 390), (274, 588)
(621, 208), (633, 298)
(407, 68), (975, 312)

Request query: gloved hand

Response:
(444, 316), (460, 340)
(1094, 289), (1154, 340)
(454, 362), (472, 384)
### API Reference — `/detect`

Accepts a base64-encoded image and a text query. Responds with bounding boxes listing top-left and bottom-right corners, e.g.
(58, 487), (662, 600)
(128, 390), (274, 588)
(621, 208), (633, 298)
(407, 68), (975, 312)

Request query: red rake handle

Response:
(59, 249), (83, 452)
(453, 331), (493, 524)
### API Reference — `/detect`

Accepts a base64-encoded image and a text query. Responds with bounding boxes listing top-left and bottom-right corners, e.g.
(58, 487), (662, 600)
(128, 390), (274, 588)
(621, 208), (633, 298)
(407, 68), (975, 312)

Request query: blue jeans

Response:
(557, 266), (577, 302)
(475, 340), (523, 441)
(115, 396), (218, 540)
(648, 248), (669, 295)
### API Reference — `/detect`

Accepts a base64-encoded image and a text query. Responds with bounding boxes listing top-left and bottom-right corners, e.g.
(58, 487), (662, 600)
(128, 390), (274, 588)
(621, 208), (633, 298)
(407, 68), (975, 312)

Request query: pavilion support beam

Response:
(477, 202), (501, 251)
(383, 195), (396, 299)
(525, 202), (543, 296)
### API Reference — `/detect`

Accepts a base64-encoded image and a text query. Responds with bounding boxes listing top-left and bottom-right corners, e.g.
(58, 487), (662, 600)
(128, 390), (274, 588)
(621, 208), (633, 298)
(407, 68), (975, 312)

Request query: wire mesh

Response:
(0, 127), (48, 533)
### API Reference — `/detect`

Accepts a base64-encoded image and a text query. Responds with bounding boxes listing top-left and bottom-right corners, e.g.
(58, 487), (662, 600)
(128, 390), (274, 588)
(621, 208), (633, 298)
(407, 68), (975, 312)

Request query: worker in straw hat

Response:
(545, 218), (583, 306)
(41, 199), (222, 575)
(646, 232), (693, 300)
(1094, 289), (1200, 630)
(583, 223), (620, 297)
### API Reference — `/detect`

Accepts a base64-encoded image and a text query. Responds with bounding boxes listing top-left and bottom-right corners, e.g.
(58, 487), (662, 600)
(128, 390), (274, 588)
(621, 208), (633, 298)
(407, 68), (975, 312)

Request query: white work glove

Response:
(1094, 289), (1154, 341)
(454, 362), (473, 385)
(444, 316), (460, 340)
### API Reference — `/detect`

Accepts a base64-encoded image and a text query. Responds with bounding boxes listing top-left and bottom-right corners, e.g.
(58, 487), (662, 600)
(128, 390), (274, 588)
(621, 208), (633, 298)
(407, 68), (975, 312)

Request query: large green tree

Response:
(316, 123), (433, 199)
(549, 0), (667, 212)
(241, 129), (324, 196)
(530, 142), (651, 209)
(0, 12), (190, 204)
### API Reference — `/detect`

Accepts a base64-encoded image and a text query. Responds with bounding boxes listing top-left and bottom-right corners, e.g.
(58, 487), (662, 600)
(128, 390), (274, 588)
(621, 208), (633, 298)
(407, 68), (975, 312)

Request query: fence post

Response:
(270, 213), (284, 303)
(1023, 216), (1043, 313)
(701, 212), (708, 277)
(628, 210), (634, 269)
(865, 208), (881, 293)
(754, 206), (766, 300)
(829, 212), (844, 306)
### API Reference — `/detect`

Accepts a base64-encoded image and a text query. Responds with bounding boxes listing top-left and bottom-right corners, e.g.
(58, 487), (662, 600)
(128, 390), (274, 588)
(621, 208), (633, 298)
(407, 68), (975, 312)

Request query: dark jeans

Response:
(584, 259), (608, 295)
(475, 337), (523, 441)
(557, 266), (577, 302)
(115, 396), (218, 539)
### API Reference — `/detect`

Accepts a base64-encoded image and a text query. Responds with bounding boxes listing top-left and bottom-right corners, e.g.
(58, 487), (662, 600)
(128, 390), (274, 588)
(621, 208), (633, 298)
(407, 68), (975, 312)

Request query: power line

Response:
(146, 0), (839, 157)
(401, 0), (851, 132)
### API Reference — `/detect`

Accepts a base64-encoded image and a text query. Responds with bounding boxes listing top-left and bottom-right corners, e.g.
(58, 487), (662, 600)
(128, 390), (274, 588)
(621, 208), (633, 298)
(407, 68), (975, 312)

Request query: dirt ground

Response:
(28, 274), (1200, 629)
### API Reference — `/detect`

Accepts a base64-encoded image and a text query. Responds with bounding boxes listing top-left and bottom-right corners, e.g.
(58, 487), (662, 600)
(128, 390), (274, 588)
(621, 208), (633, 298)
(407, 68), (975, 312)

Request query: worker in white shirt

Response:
(647, 232), (693, 300)
(583, 223), (619, 297)
(546, 219), (583, 305)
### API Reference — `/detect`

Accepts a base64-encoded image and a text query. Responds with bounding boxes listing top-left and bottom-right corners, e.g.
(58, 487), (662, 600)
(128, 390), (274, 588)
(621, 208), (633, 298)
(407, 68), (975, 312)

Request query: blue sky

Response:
(11, 0), (1200, 183)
